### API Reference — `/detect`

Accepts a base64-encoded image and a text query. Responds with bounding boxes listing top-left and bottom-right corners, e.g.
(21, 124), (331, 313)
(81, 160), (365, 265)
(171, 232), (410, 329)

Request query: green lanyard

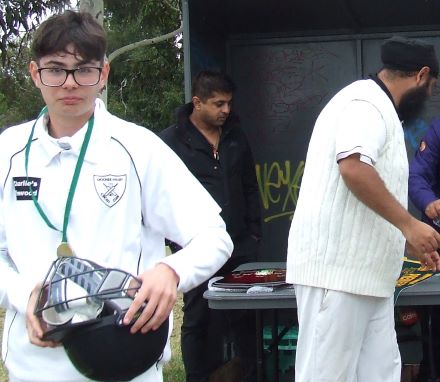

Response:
(24, 106), (94, 249)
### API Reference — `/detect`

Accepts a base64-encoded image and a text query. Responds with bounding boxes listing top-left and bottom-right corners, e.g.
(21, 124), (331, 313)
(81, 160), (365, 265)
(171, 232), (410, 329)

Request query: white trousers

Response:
(294, 285), (401, 382)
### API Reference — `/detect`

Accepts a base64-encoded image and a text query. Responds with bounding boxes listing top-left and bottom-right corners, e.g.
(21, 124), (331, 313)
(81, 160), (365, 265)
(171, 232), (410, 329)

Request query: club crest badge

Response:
(93, 175), (126, 207)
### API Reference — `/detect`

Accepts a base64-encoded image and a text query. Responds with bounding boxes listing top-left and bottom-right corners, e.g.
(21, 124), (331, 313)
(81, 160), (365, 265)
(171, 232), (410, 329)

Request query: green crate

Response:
(263, 325), (298, 351)
(263, 325), (297, 375)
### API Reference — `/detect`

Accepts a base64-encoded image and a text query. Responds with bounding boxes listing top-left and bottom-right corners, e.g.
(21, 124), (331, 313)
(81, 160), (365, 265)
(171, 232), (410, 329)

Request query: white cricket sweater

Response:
(286, 79), (408, 298)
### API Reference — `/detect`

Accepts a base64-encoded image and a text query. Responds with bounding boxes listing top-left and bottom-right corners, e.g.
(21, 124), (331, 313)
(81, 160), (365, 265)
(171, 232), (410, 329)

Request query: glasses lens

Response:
(39, 68), (66, 86)
(74, 67), (101, 86)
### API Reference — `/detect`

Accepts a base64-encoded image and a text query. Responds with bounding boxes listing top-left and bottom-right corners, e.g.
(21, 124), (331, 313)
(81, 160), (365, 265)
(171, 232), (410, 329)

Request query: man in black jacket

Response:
(160, 70), (262, 382)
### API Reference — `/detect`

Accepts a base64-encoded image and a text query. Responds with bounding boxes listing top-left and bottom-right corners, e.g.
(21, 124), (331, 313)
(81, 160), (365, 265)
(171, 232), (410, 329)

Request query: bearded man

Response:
(286, 35), (440, 382)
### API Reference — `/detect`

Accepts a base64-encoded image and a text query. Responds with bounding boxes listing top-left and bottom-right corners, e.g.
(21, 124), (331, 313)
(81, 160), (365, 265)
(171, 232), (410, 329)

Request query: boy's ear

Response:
(99, 60), (110, 88)
(29, 61), (41, 87)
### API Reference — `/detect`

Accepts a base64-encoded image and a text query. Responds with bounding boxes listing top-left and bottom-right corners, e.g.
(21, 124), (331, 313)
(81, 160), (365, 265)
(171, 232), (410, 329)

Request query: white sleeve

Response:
(0, 195), (35, 314)
(335, 100), (386, 166)
(140, 135), (233, 293)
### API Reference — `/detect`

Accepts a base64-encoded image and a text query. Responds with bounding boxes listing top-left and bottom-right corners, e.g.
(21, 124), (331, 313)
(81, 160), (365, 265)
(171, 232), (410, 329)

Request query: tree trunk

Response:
(79, 0), (107, 105)
(79, 0), (104, 24)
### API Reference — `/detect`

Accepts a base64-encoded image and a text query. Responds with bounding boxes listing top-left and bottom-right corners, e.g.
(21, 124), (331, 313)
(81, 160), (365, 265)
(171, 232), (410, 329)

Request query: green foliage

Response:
(105, 0), (184, 132)
(0, 37), (44, 130)
(0, 0), (71, 65)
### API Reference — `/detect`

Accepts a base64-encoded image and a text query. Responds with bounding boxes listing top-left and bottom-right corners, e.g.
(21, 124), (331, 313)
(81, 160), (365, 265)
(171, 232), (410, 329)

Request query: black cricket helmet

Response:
(34, 257), (169, 381)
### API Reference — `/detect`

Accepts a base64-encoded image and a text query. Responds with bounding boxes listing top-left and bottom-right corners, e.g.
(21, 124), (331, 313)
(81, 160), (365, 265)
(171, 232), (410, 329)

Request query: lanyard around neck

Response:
(24, 106), (94, 244)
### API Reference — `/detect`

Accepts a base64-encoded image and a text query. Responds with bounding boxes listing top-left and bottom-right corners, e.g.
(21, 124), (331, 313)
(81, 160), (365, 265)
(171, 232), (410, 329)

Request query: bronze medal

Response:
(57, 242), (74, 258)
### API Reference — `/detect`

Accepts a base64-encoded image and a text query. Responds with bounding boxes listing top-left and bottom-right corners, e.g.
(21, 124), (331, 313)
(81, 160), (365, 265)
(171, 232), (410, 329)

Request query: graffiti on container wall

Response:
(236, 45), (338, 129)
(255, 160), (304, 223)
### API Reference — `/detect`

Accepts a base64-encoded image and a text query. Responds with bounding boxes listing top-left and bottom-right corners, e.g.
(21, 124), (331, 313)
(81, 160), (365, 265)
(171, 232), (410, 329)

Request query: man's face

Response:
(29, 44), (109, 123)
(196, 92), (233, 128)
(399, 76), (437, 123)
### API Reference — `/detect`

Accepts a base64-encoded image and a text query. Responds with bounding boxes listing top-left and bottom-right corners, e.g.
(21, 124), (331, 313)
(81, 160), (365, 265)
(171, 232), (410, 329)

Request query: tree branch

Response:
(162, 0), (180, 14)
(107, 21), (183, 64)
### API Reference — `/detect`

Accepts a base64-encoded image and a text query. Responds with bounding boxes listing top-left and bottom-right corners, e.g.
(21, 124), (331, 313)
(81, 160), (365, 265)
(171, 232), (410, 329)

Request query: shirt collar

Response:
(33, 99), (110, 166)
(368, 73), (398, 113)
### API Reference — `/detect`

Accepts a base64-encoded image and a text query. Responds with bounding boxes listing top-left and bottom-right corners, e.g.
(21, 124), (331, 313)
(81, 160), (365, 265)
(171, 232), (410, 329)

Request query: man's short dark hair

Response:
(31, 10), (107, 64)
(191, 70), (236, 101)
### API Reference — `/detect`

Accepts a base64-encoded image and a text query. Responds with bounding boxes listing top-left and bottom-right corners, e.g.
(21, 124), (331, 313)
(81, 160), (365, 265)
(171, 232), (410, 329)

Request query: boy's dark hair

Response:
(31, 10), (107, 63)
(191, 70), (236, 101)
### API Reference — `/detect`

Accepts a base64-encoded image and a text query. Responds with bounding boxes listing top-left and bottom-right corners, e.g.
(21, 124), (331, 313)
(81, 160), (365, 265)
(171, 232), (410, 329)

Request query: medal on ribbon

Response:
(57, 242), (75, 258)
(25, 107), (94, 259)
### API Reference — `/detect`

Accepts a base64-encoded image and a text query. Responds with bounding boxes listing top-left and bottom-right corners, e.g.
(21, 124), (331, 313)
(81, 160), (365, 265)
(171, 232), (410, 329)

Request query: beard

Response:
(398, 82), (429, 124)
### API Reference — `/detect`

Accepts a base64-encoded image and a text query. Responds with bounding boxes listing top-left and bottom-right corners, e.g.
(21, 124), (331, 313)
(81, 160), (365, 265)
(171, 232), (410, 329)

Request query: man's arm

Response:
(339, 154), (440, 266)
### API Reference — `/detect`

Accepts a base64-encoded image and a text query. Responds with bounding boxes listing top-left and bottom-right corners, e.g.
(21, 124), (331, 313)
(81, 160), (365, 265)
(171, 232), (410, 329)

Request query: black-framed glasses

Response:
(37, 67), (103, 87)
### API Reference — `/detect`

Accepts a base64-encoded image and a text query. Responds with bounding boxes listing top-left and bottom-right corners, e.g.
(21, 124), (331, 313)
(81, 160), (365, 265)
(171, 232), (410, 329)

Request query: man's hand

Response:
(406, 241), (440, 272)
(401, 217), (440, 255)
(123, 263), (179, 334)
(425, 199), (440, 220)
(25, 283), (59, 348)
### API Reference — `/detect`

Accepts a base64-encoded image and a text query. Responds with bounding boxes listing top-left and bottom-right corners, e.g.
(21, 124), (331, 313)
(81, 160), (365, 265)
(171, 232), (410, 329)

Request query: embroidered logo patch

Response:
(13, 177), (41, 200)
(93, 175), (126, 207)
(419, 141), (427, 152)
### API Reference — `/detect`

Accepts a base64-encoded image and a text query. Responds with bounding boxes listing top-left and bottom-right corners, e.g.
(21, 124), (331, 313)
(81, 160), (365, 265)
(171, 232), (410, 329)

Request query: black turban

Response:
(381, 35), (439, 78)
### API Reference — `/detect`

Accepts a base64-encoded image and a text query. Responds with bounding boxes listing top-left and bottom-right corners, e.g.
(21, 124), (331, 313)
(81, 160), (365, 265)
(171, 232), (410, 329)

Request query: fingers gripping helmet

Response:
(34, 257), (169, 381)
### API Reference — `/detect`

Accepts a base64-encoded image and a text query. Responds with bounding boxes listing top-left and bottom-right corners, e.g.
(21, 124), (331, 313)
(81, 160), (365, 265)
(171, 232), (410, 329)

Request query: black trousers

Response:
(181, 246), (258, 382)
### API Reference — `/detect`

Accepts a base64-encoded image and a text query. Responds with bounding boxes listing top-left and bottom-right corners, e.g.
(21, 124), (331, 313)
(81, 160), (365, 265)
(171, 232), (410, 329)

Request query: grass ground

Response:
(0, 294), (185, 382)
(163, 293), (186, 381)
(0, 309), (7, 382)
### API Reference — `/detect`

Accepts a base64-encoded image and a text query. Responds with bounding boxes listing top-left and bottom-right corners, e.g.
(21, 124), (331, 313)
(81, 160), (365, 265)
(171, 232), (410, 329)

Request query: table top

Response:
(204, 262), (440, 309)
